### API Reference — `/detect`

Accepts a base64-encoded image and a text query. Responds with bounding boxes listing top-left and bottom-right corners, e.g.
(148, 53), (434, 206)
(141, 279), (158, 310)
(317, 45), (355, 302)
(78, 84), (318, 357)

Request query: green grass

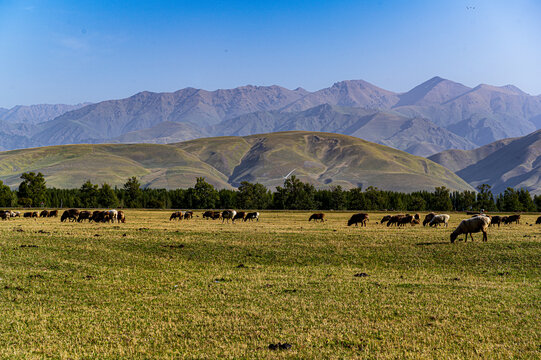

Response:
(0, 211), (539, 359)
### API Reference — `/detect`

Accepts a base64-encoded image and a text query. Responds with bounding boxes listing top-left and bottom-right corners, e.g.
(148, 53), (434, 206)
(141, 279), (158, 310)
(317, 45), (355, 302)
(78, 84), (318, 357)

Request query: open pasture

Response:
(0, 210), (540, 359)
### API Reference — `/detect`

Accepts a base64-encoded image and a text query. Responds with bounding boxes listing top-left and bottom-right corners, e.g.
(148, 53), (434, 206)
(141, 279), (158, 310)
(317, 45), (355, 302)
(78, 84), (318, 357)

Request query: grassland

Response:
(0, 210), (539, 359)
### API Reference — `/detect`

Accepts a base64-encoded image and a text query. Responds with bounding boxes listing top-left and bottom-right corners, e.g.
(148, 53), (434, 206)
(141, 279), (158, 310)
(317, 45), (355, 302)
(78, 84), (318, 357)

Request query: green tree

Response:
(123, 176), (142, 208)
(18, 172), (47, 207)
(187, 177), (218, 209)
(517, 188), (535, 212)
(237, 181), (272, 209)
(80, 180), (99, 208)
(498, 188), (521, 211)
(432, 186), (453, 211)
(0, 180), (15, 207)
(273, 176), (316, 210)
(98, 183), (119, 208)
(476, 184), (496, 211)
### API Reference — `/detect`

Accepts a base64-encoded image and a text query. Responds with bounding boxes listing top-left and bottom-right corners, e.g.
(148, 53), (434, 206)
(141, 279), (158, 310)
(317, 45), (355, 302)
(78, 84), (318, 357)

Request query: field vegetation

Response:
(0, 210), (539, 359)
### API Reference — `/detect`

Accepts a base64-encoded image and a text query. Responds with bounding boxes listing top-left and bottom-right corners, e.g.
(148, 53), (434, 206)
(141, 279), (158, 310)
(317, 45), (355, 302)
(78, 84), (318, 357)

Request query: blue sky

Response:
(1, 0), (540, 107)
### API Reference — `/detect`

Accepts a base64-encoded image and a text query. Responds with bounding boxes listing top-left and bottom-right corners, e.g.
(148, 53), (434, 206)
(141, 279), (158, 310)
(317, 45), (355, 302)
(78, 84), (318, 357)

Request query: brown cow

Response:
(203, 210), (221, 220)
(61, 209), (80, 222)
(32, 211), (39, 218)
(117, 210), (126, 223)
(48, 210), (59, 217)
(221, 210), (237, 223)
(348, 213), (369, 227)
(40, 210), (49, 218)
(183, 211), (193, 220)
(23, 212), (33, 218)
(0, 211), (8, 220)
(536, 216), (541, 225)
(309, 213), (325, 222)
(380, 215), (392, 224)
(244, 212), (259, 222)
(398, 215), (414, 227)
(387, 214), (404, 227)
(490, 215), (502, 228)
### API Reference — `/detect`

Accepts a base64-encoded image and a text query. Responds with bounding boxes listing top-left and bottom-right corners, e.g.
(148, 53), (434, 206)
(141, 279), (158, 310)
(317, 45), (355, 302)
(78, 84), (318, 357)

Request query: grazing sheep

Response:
(309, 213), (325, 222)
(117, 211), (126, 223)
(0, 211), (9, 220)
(535, 216), (541, 224)
(11, 211), (21, 218)
(233, 211), (246, 223)
(503, 214), (521, 225)
(386, 215), (404, 227)
(414, 213), (420, 221)
(490, 215), (503, 228)
(48, 210), (59, 217)
(32, 211), (39, 218)
(380, 215), (392, 224)
(423, 213), (436, 226)
(451, 216), (491, 243)
(40, 210), (49, 218)
(183, 211), (193, 220)
(23, 212), (33, 218)
(428, 214), (450, 227)
(221, 210), (237, 223)
(398, 214), (415, 227)
(170, 211), (183, 221)
(77, 210), (92, 222)
(347, 213), (369, 227)
(203, 210), (221, 220)
(61, 209), (80, 222)
(244, 212), (260, 222)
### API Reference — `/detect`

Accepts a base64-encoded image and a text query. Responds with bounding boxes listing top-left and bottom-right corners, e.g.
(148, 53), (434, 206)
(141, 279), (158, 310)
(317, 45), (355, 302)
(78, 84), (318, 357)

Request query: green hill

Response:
(0, 131), (474, 192)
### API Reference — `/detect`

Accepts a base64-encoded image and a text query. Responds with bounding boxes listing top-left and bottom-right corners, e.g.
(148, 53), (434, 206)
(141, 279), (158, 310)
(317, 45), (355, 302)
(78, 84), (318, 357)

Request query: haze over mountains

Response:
(2, 77), (541, 157)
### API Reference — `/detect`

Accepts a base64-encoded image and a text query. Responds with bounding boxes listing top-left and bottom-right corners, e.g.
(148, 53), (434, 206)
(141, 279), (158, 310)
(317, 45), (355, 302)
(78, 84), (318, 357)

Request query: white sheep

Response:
(450, 216), (491, 243)
(428, 214), (450, 227)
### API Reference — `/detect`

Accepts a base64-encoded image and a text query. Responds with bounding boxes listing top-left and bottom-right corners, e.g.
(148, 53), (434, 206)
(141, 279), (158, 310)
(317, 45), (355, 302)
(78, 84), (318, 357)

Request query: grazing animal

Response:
(11, 211), (21, 218)
(203, 210), (221, 220)
(536, 216), (541, 225)
(0, 211), (9, 220)
(170, 211), (183, 221)
(23, 212), (33, 218)
(428, 214), (450, 227)
(107, 210), (118, 222)
(221, 210), (237, 223)
(77, 210), (92, 222)
(40, 210), (49, 218)
(503, 214), (521, 224)
(61, 209), (80, 222)
(232, 211), (246, 223)
(398, 215), (415, 227)
(386, 215), (404, 227)
(48, 210), (58, 217)
(451, 216), (491, 243)
(490, 215), (503, 228)
(117, 211), (126, 223)
(348, 213), (369, 227)
(411, 219), (420, 225)
(183, 211), (193, 220)
(380, 215), (392, 224)
(309, 213), (325, 222)
(423, 213), (436, 226)
(32, 211), (39, 218)
(244, 212), (260, 222)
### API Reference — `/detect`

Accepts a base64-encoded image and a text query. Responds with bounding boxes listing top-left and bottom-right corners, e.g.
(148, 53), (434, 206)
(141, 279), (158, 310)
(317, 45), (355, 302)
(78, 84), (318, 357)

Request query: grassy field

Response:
(0, 210), (539, 359)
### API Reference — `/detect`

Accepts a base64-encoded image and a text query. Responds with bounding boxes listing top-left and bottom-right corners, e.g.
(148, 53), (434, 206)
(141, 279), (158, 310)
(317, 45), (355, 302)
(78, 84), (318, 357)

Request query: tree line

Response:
(1, 172), (540, 212)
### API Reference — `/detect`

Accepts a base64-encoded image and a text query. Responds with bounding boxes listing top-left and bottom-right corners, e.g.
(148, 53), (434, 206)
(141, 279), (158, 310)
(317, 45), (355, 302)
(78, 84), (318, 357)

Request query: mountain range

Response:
(2, 77), (541, 157)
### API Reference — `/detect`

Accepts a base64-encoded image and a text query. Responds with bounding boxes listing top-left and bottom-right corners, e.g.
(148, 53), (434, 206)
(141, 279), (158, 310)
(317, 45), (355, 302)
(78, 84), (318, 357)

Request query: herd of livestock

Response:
(1, 207), (538, 243)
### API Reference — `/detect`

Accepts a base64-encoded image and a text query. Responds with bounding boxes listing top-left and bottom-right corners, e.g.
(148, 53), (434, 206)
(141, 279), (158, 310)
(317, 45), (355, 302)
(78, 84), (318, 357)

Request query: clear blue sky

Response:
(1, 0), (540, 107)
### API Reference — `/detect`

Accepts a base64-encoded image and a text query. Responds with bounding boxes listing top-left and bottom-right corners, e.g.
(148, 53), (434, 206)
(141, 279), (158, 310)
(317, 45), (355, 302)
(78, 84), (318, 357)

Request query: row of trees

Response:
(1, 172), (541, 212)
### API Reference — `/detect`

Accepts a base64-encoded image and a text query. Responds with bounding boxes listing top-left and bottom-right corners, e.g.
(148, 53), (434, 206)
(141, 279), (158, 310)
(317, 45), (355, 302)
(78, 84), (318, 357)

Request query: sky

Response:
(1, 0), (540, 107)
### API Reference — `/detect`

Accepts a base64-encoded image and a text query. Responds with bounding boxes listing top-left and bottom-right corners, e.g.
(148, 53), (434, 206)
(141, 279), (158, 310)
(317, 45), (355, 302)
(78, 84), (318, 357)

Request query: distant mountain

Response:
(212, 104), (476, 156)
(0, 131), (473, 192)
(429, 129), (541, 194)
(2, 77), (541, 158)
(281, 80), (399, 112)
(29, 85), (308, 147)
(0, 103), (90, 124)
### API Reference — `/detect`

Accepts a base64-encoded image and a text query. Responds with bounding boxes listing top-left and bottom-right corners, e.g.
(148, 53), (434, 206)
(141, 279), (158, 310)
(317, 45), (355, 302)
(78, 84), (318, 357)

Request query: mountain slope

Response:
(212, 105), (476, 156)
(0, 131), (473, 192)
(430, 130), (541, 194)
(0, 103), (90, 124)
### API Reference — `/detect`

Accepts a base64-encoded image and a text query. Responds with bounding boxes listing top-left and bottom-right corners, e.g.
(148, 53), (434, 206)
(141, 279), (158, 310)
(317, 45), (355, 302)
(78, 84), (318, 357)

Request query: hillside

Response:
(429, 130), (541, 194)
(0, 132), (473, 192)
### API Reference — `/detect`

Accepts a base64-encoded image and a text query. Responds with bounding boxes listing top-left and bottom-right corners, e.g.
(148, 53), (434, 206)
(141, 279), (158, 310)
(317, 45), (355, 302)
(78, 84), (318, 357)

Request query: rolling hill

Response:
(0, 131), (473, 192)
(429, 129), (541, 194)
